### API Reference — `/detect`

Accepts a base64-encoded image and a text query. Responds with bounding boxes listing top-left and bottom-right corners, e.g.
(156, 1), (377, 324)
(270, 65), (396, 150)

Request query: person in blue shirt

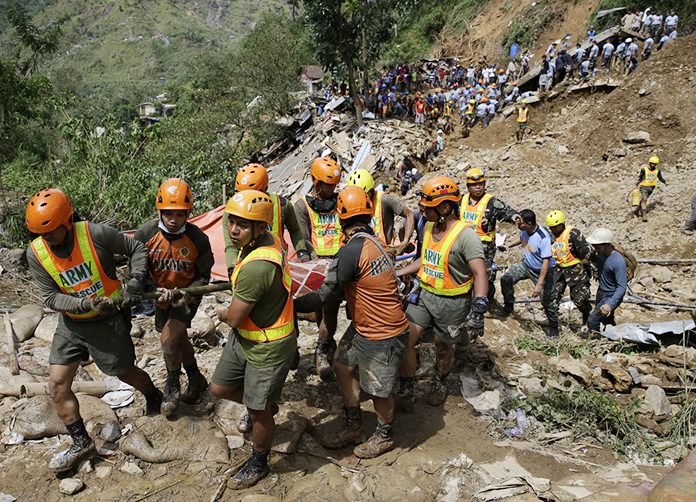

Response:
(499, 209), (559, 337)
(585, 228), (627, 333)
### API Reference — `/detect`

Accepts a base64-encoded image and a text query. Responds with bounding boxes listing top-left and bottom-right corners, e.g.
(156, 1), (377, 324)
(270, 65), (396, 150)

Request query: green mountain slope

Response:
(0, 0), (288, 115)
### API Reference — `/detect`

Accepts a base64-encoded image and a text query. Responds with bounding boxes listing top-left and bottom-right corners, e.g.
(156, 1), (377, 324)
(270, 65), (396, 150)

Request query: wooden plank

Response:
(3, 313), (19, 375)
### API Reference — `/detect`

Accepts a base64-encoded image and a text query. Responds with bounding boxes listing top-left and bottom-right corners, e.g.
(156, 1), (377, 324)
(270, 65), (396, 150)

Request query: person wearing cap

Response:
(213, 190), (297, 489)
(463, 98), (476, 128)
(516, 99), (529, 143)
(546, 210), (593, 325)
(347, 169), (415, 249)
(460, 167), (520, 307)
(395, 176), (489, 407)
(295, 187), (409, 458)
(26, 189), (162, 473)
(134, 178), (214, 417)
(585, 228), (627, 333)
(294, 156), (344, 380)
(636, 156), (667, 222)
(499, 209), (559, 337)
(224, 163), (309, 272)
(436, 129), (444, 152)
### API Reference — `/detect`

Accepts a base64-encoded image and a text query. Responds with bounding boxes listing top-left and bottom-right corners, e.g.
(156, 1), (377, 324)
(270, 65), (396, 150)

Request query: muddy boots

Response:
(180, 363), (208, 405)
(161, 370), (181, 417)
(228, 449), (270, 490)
(396, 377), (416, 412)
(320, 406), (365, 449)
(315, 339), (336, 381)
(354, 422), (395, 459)
(145, 387), (163, 416)
(426, 374), (449, 406)
(48, 419), (96, 473)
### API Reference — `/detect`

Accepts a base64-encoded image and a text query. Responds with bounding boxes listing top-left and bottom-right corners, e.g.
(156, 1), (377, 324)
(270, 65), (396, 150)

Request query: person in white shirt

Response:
(650, 12), (663, 37)
(601, 42), (614, 70)
(642, 37), (654, 60)
(664, 11), (678, 34)
(614, 40), (626, 69)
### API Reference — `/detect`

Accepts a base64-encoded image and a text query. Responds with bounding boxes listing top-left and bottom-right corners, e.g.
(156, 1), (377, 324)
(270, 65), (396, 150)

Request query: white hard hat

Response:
(626, 38), (633, 43)
(437, 129), (443, 134)
(411, 168), (418, 175)
(586, 228), (614, 245)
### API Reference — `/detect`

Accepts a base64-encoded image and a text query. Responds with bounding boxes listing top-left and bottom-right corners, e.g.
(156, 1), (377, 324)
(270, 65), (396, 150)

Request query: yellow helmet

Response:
(546, 210), (566, 227)
(347, 169), (375, 192)
(648, 156), (660, 165)
(224, 189), (273, 224)
(235, 163), (269, 192)
(465, 167), (486, 184)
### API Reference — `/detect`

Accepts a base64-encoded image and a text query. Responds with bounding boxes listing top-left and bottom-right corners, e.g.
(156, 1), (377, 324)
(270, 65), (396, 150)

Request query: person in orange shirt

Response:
(135, 179), (214, 416)
(295, 187), (409, 459)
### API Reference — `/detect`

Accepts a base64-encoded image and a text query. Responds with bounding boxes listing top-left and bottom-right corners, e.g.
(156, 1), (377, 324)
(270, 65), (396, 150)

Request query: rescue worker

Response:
(294, 157), (343, 380)
(224, 163), (309, 273)
(395, 176), (489, 407)
(26, 189), (162, 473)
(295, 186), (409, 458)
(636, 156), (667, 222)
(585, 228), (627, 332)
(499, 209), (559, 337)
(212, 190), (297, 490)
(134, 178), (214, 416)
(347, 168), (416, 249)
(460, 168), (520, 306)
(463, 98), (476, 126)
(545, 210), (592, 325)
(516, 99), (529, 143)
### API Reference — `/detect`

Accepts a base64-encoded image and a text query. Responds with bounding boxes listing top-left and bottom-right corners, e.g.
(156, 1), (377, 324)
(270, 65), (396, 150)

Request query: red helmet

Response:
(26, 189), (73, 234)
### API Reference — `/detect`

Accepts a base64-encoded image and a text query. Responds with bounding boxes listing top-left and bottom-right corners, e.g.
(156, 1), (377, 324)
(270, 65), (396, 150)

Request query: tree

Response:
(304, 0), (408, 126)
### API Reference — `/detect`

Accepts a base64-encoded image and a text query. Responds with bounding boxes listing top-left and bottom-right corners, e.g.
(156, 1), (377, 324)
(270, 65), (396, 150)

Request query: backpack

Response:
(613, 244), (638, 282)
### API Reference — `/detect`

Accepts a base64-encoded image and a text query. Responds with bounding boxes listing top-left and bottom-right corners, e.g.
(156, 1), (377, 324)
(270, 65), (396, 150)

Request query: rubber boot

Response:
(161, 371), (181, 417)
(426, 374), (449, 406)
(548, 325), (559, 338)
(353, 422), (395, 459)
(228, 449), (270, 490)
(314, 339), (335, 382)
(180, 371), (208, 405)
(319, 406), (365, 449)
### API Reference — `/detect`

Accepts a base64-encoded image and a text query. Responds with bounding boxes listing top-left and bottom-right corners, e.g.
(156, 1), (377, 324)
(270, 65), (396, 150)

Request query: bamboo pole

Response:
(3, 313), (19, 375)
(0, 380), (122, 398)
(636, 259), (696, 265)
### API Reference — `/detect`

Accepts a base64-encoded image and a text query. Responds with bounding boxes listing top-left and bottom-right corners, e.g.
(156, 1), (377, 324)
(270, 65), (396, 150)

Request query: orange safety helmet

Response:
(224, 189), (273, 224)
(310, 157), (341, 186)
(25, 188), (73, 234)
(498, 68), (505, 74)
(336, 186), (374, 219)
(491, 83), (497, 88)
(513, 81), (519, 86)
(156, 178), (194, 210)
(418, 176), (462, 208)
(235, 163), (269, 192)
(481, 97), (489, 103)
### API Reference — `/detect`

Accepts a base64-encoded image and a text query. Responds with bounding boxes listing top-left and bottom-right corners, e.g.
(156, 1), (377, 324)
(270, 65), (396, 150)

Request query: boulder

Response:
(188, 310), (216, 342)
(623, 131), (651, 144)
(100, 420), (121, 443)
(95, 466), (112, 479)
(6, 305), (43, 342)
(517, 377), (547, 397)
(59, 478), (84, 495)
(120, 461), (143, 476)
(651, 266), (674, 284)
(33, 315), (58, 344)
(557, 145), (569, 155)
(642, 385), (671, 417)
(555, 357), (592, 385)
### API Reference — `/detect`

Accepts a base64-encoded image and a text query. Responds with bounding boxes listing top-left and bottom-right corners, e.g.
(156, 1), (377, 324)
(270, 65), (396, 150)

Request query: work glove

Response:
(89, 296), (116, 315)
(123, 276), (144, 306)
(466, 296), (489, 340)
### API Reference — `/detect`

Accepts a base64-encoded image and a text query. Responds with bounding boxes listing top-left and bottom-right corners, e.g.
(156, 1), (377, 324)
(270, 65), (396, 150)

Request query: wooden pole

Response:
(636, 259), (696, 265)
(3, 313), (19, 375)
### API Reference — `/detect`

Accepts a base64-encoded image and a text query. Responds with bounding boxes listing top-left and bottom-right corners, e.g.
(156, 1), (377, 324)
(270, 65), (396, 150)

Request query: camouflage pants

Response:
(500, 262), (558, 328)
(483, 241), (497, 301)
(555, 263), (592, 322)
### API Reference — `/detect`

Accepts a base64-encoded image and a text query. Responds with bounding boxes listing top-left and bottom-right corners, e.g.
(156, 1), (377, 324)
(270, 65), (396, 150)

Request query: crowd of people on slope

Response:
(27, 148), (677, 487)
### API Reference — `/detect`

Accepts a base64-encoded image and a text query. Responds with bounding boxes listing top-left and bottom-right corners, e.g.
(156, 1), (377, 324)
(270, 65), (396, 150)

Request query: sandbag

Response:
(121, 415), (229, 463)
(9, 394), (117, 439)
(34, 315), (58, 344)
(6, 305), (43, 342)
